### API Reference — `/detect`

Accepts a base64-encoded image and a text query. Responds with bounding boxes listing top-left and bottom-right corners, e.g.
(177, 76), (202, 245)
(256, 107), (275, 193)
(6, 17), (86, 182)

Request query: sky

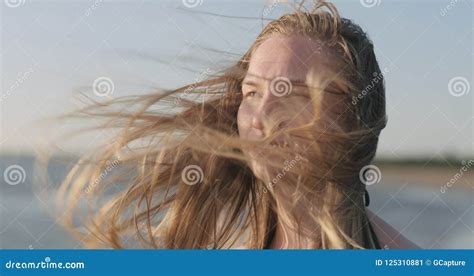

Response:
(0, 0), (472, 159)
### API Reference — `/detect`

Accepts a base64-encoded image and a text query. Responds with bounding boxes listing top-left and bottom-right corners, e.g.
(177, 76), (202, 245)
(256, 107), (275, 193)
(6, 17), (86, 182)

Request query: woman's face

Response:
(237, 34), (331, 182)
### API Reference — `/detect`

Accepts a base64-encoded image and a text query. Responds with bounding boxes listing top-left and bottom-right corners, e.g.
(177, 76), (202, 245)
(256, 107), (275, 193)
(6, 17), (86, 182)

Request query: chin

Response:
(250, 161), (267, 182)
(249, 159), (276, 184)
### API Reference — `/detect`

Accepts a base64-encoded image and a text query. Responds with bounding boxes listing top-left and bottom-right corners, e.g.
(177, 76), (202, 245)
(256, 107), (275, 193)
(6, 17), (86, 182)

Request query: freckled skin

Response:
(237, 34), (337, 182)
(236, 34), (419, 249)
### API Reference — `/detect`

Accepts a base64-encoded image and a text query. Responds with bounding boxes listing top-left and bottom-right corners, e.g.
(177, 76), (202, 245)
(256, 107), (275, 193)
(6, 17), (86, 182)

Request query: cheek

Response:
(319, 94), (352, 130)
(284, 98), (315, 127)
(237, 103), (253, 138)
(297, 103), (315, 123)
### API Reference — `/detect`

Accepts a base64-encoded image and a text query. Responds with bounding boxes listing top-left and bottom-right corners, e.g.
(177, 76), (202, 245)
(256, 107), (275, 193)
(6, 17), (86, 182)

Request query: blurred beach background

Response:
(1, 0), (472, 249)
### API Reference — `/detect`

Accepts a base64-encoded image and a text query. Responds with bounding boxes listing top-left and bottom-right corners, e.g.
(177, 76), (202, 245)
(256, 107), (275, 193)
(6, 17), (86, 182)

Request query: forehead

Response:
(246, 34), (328, 82)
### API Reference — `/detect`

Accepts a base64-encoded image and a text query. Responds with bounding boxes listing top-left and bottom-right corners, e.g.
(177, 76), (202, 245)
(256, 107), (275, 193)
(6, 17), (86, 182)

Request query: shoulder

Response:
(366, 209), (421, 249)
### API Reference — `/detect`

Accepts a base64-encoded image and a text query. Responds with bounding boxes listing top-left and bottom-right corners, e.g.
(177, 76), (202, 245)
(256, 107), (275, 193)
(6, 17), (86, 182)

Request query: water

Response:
(1, 155), (472, 249)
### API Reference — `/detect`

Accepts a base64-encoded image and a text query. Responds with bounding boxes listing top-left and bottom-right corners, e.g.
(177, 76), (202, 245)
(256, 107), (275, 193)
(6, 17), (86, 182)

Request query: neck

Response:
(269, 191), (320, 249)
(269, 218), (312, 249)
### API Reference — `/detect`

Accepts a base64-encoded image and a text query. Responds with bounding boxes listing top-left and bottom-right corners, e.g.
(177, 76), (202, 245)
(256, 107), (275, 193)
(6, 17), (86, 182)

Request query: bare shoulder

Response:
(366, 209), (421, 249)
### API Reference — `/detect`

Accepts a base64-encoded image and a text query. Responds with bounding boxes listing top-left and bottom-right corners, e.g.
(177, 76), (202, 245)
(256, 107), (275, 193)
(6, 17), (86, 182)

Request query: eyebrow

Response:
(242, 77), (308, 88)
(241, 79), (259, 87)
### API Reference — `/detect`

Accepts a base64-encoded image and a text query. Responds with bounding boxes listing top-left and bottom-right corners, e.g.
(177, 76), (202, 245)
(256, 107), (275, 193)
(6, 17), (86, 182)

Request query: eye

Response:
(291, 89), (310, 99)
(244, 91), (257, 98)
(293, 94), (310, 99)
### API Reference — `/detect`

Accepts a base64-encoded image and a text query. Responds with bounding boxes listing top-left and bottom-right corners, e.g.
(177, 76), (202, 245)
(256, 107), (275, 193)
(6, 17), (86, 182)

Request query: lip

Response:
(268, 140), (289, 148)
(247, 140), (290, 157)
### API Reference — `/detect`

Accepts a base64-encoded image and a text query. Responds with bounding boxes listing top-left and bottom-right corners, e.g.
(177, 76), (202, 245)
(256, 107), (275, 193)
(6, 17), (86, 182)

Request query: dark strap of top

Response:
(367, 216), (383, 249)
(364, 189), (382, 249)
(364, 189), (370, 207)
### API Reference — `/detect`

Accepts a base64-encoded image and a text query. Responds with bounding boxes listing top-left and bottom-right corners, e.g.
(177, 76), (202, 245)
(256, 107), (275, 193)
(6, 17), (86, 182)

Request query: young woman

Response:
(56, 0), (419, 249)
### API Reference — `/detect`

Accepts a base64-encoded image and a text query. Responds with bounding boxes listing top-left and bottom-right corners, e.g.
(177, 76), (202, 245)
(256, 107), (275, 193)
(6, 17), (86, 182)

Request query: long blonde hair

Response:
(52, 0), (386, 249)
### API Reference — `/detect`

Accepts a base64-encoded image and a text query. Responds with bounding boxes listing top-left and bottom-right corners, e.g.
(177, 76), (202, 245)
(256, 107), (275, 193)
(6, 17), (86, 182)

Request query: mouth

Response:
(268, 140), (290, 148)
(246, 139), (292, 158)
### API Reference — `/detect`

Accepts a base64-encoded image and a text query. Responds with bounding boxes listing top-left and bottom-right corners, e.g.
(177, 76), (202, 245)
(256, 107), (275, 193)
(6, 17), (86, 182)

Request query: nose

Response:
(251, 116), (264, 131)
(251, 105), (266, 137)
(251, 92), (285, 134)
